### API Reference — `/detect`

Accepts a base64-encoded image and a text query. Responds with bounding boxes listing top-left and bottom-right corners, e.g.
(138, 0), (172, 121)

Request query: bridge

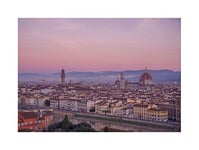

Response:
(53, 109), (180, 132)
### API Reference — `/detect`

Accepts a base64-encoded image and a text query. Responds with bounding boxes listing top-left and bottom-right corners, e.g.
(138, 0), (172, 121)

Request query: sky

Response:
(18, 18), (181, 73)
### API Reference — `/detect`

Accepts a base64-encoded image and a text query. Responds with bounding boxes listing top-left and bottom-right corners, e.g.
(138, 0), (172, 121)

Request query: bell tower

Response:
(61, 69), (65, 84)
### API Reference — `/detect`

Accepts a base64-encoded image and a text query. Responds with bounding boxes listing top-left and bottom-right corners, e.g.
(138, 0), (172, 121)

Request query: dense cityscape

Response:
(18, 68), (181, 132)
(18, 18), (180, 132)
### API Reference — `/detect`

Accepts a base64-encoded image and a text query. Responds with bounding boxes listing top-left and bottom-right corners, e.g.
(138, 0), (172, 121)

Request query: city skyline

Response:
(18, 18), (181, 73)
(18, 19), (181, 132)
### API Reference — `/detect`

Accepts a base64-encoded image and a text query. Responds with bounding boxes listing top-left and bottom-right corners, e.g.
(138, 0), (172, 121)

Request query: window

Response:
(30, 121), (32, 124)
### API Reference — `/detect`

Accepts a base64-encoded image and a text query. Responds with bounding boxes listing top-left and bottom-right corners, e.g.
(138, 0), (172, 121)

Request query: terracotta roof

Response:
(140, 72), (152, 82)
(19, 111), (37, 119)
(133, 104), (149, 107)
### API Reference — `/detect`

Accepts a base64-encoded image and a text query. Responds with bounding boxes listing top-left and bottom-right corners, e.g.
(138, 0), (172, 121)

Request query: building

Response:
(18, 111), (44, 131)
(95, 101), (111, 115)
(37, 97), (45, 107)
(111, 105), (123, 116)
(127, 82), (139, 89)
(133, 104), (150, 119)
(147, 108), (168, 122)
(112, 106), (132, 117)
(41, 111), (54, 129)
(59, 99), (77, 111)
(23, 96), (44, 107)
(175, 97), (181, 123)
(114, 72), (128, 89)
(18, 110), (53, 131)
(157, 103), (178, 121)
(114, 79), (120, 88)
(120, 72), (125, 89)
(87, 100), (95, 112)
(61, 69), (65, 85)
(133, 103), (157, 119)
(139, 68), (153, 85)
(77, 100), (87, 112)
(49, 98), (59, 109)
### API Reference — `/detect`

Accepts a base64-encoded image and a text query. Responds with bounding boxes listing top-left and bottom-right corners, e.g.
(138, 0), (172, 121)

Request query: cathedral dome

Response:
(139, 69), (153, 85)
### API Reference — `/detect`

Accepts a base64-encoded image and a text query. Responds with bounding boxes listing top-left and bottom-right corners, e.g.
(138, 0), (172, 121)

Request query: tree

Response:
(72, 123), (96, 132)
(44, 100), (50, 107)
(61, 115), (72, 131)
(47, 115), (96, 132)
(89, 107), (95, 112)
(18, 128), (34, 132)
(103, 126), (109, 132)
(47, 122), (61, 132)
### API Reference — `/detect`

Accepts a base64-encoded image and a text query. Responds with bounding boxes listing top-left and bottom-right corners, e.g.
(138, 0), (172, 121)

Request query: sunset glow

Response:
(18, 18), (181, 73)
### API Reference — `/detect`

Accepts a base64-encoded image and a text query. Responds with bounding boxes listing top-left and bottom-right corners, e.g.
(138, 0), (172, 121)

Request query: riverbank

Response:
(74, 113), (180, 132)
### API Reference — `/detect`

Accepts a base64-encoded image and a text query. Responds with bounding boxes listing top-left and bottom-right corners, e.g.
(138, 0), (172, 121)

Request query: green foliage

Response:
(71, 123), (95, 132)
(47, 115), (96, 132)
(61, 115), (73, 131)
(47, 122), (62, 132)
(103, 126), (109, 132)
(44, 100), (50, 107)
(89, 108), (95, 112)
(18, 128), (34, 132)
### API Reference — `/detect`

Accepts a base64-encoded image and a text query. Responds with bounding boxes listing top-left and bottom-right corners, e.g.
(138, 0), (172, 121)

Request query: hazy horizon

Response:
(18, 18), (181, 73)
(18, 68), (181, 74)
(18, 69), (181, 83)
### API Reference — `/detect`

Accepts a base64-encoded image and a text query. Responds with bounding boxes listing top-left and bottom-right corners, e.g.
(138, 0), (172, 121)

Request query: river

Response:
(69, 116), (174, 132)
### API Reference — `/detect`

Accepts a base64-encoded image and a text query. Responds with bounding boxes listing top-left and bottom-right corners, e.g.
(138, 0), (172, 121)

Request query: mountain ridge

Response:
(18, 69), (181, 82)
(19, 69), (180, 75)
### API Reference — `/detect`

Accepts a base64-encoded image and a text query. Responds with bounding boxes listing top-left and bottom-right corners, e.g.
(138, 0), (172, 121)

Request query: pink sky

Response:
(18, 18), (180, 73)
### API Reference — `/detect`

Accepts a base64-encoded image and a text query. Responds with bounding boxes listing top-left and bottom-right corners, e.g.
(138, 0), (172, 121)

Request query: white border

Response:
(0, 0), (199, 150)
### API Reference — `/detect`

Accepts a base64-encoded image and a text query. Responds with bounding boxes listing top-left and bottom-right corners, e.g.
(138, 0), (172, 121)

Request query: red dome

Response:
(140, 72), (152, 82)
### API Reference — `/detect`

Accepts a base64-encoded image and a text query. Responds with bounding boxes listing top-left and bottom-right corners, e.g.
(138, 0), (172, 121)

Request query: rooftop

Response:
(19, 111), (37, 119)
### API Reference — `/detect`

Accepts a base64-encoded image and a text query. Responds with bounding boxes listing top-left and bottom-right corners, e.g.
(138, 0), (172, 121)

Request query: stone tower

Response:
(61, 69), (65, 84)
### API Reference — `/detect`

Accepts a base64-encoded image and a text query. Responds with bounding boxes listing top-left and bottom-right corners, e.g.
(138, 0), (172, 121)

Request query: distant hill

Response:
(18, 70), (181, 83)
